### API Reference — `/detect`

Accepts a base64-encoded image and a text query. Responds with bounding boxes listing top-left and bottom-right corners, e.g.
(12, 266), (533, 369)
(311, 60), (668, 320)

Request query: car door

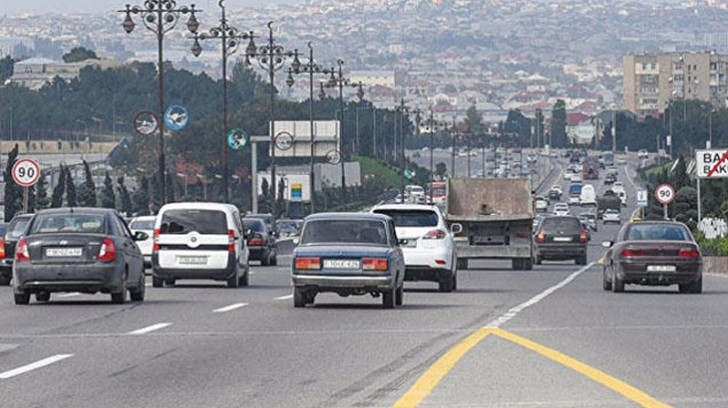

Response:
(387, 219), (405, 286)
(113, 214), (144, 281)
(232, 211), (249, 268)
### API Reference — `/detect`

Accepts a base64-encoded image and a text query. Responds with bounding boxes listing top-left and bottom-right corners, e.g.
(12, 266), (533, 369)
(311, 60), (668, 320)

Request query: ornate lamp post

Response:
(285, 42), (334, 214)
(119, 1), (201, 204)
(245, 21), (294, 225)
(190, 0), (252, 203)
(323, 59), (364, 208)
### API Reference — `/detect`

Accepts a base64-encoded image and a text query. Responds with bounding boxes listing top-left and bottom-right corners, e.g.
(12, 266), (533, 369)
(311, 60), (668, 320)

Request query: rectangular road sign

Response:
(696, 149), (728, 178)
(637, 188), (648, 207)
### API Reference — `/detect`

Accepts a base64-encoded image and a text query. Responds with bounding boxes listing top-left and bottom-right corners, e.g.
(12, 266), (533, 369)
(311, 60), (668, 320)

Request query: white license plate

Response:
(647, 265), (676, 272)
(323, 259), (360, 269)
(46, 247), (82, 257)
(179, 256), (208, 265)
(553, 237), (572, 242)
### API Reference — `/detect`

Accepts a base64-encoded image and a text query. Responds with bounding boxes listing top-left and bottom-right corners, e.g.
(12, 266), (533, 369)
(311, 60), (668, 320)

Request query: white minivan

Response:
(151, 202), (249, 288)
(580, 184), (597, 206)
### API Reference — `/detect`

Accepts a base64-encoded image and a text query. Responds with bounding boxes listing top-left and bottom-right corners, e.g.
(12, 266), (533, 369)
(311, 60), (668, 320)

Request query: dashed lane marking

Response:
(0, 354), (73, 380)
(275, 294), (293, 300)
(213, 303), (248, 313)
(128, 323), (172, 335)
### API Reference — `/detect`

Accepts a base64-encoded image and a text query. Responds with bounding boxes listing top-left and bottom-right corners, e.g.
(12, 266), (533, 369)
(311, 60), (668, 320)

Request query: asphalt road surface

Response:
(1, 154), (727, 407)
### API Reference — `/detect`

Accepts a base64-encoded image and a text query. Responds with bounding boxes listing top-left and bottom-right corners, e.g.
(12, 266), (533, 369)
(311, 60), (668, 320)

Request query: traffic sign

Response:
(290, 183), (302, 202)
(655, 184), (675, 204)
(404, 168), (416, 180)
(696, 149), (728, 178)
(164, 105), (189, 131)
(134, 111), (159, 136)
(637, 188), (648, 207)
(325, 150), (341, 165)
(12, 158), (40, 187)
(227, 128), (249, 151)
(274, 131), (294, 151)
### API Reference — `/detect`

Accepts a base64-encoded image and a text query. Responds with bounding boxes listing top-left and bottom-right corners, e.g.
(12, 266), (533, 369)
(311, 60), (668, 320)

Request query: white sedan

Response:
(128, 215), (156, 268)
(603, 209), (622, 224)
(371, 204), (457, 292)
(553, 203), (571, 216)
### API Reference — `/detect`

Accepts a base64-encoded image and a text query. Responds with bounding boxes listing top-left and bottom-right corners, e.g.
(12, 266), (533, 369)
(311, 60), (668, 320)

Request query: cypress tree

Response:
(77, 160), (97, 207)
(65, 166), (77, 207)
(3, 144), (22, 221)
(117, 176), (133, 216)
(99, 171), (116, 208)
(51, 165), (66, 208)
(35, 170), (50, 209)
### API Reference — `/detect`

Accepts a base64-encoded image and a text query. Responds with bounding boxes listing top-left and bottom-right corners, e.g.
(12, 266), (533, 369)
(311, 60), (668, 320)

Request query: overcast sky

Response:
(4, 0), (297, 15)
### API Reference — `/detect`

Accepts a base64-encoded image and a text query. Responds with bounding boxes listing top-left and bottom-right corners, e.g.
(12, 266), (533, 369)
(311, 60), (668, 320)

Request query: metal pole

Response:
(372, 109), (377, 157)
(266, 23), (278, 224)
(252, 142), (258, 213)
(156, 22), (167, 205)
(451, 126), (456, 179)
(308, 43), (316, 214)
(338, 62), (346, 208)
(697, 176), (702, 223)
(399, 99), (405, 203)
(466, 132), (471, 177)
(220, 12), (229, 203)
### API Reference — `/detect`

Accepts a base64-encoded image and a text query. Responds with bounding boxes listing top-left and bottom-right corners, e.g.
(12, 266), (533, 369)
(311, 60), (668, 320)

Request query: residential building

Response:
(8, 57), (121, 90)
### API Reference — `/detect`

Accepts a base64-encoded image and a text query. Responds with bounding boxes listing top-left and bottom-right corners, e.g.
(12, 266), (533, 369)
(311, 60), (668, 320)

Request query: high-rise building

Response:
(623, 51), (728, 113)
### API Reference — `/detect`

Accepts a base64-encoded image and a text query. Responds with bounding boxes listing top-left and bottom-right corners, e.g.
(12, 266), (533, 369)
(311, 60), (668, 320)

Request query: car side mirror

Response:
(133, 231), (149, 241)
(601, 241), (613, 248)
(450, 223), (463, 234)
(292, 237), (300, 245)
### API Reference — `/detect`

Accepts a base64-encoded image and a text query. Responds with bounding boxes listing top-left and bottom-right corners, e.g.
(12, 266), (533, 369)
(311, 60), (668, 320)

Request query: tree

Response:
(65, 167), (77, 207)
(51, 166), (66, 208)
(132, 176), (151, 215)
(550, 100), (568, 148)
(0, 55), (14, 83)
(77, 160), (97, 207)
(165, 172), (175, 204)
(464, 105), (483, 138)
(34, 170), (50, 210)
(117, 176), (133, 216)
(99, 172), (116, 209)
(3, 144), (22, 221)
(534, 109), (545, 148)
(62, 47), (98, 63)
(435, 162), (448, 179)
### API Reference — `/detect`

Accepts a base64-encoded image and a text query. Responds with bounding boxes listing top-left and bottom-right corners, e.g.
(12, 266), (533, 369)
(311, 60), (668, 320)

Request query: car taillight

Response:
(679, 248), (700, 258)
(153, 228), (160, 251)
(579, 230), (587, 243)
(0, 237), (5, 259)
(620, 249), (643, 257)
(98, 237), (116, 262)
(422, 229), (446, 240)
(294, 257), (321, 270)
(228, 229), (236, 251)
(15, 238), (29, 262)
(248, 238), (265, 246)
(362, 258), (388, 270)
(536, 231), (545, 243)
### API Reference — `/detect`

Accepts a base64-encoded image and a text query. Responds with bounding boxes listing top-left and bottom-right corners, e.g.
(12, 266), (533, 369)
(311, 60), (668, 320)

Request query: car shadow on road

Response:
(301, 303), (463, 310)
(404, 287), (513, 294)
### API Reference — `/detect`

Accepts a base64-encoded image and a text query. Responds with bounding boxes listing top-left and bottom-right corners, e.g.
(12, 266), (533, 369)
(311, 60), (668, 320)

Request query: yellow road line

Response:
(394, 328), (672, 408)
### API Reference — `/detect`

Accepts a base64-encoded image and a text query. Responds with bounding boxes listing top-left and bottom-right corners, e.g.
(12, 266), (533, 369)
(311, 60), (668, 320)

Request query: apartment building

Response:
(623, 51), (728, 113)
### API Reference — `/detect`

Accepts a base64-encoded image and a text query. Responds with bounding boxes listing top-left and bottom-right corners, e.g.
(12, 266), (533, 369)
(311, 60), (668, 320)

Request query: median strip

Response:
(0, 354), (73, 379)
(128, 323), (172, 335)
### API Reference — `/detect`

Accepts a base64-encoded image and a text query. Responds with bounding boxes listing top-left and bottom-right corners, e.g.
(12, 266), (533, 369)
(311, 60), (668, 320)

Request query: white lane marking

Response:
(128, 323), (172, 335)
(275, 294), (293, 300)
(56, 293), (81, 298)
(0, 344), (19, 353)
(0, 354), (73, 379)
(213, 303), (248, 313)
(485, 263), (593, 328)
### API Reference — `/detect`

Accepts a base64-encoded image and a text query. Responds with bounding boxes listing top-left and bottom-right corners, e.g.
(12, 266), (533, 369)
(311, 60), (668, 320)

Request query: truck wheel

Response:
(523, 258), (533, 270)
(0, 275), (10, 286)
(456, 258), (468, 270)
(511, 259), (521, 270)
(534, 255), (542, 265)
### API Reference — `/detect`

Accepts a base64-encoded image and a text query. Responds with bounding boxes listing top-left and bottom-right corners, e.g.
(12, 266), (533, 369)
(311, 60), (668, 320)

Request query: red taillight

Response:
(579, 230), (587, 243)
(98, 237), (116, 262)
(536, 231), (545, 243)
(679, 248), (700, 258)
(0, 237), (5, 259)
(228, 229), (236, 251)
(248, 238), (265, 246)
(423, 229), (447, 240)
(620, 249), (643, 257)
(15, 238), (29, 262)
(362, 258), (388, 270)
(153, 228), (160, 251)
(295, 257), (321, 270)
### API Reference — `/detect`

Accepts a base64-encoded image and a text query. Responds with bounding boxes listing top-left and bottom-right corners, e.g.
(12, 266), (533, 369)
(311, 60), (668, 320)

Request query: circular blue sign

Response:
(164, 105), (189, 131)
(227, 128), (250, 151)
(404, 168), (416, 180)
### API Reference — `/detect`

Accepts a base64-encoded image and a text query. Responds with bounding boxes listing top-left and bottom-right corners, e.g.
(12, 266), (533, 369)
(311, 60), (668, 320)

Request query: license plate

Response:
(647, 265), (676, 272)
(179, 256), (208, 265)
(323, 259), (360, 269)
(46, 247), (82, 257)
(553, 237), (572, 242)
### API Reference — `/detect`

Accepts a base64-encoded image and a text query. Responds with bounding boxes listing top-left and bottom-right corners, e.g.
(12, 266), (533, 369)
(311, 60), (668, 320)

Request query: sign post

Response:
(12, 158), (41, 213)
(655, 183), (675, 221)
(695, 149), (728, 223)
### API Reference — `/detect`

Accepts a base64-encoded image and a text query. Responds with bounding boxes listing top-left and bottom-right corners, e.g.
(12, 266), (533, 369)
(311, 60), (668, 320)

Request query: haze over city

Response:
(3, 0), (298, 15)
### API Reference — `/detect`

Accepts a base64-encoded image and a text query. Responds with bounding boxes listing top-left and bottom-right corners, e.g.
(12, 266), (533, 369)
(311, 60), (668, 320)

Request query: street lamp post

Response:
(176, 172), (188, 197)
(119, 1), (201, 205)
(285, 42), (333, 214)
(190, 0), (252, 203)
(245, 21), (294, 226)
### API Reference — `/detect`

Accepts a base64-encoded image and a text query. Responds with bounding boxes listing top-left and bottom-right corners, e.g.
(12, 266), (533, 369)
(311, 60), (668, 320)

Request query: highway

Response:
(1, 154), (728, 407)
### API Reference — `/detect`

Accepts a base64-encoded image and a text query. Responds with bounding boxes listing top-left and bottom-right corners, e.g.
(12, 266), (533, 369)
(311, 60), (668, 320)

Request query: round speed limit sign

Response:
(655, 183), (675, 204)
(12, 158), (40, 187)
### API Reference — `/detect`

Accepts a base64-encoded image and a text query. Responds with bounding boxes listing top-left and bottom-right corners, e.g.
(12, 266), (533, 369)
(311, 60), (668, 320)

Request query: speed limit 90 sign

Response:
(655, 183), (675, 204)
(12, 158), (40, 187)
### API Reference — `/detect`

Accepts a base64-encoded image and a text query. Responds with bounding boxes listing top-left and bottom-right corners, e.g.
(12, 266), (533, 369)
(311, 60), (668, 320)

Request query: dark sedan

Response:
(0, 213), (33, 285)
(243, 218), (278, 265)
(533, 215), (588, 265)
(601, 221), (702, 293)
(12, 208), (148, 305)
(291, 213), (405, 308)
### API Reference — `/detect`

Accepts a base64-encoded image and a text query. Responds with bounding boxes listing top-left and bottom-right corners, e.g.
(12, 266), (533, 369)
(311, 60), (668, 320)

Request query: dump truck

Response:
(445, 178), (534, 270)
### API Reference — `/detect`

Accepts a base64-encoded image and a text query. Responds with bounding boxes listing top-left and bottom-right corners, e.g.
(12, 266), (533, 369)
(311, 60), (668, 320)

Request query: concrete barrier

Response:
(704, 256), (728, 275)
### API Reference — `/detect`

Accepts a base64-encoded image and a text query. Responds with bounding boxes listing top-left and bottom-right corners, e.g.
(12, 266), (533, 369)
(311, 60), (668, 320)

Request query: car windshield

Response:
(129, 219), (155, 230)
(540, 217), (581, 233)
(372, 210), (438, 227)
(30, 214), (107, 234)
(301, 219), (388, 245)
(626, 224), (689, 241)
(243, 219), (265, 232)
(7, 217), (31, 239)
(159, 210), (227, 234)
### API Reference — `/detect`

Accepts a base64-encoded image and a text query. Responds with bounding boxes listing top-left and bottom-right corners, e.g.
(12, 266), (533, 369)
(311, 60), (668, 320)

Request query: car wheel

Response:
(238, 265), (249, 287)
(261, 250), (270, 266)
(293, 287), (306, 308)
(395, 285), (403, 306)
(36, 291), (51, 302)
(270, 250), (278, 266)
(14, 292), (30, 305)
(456, 258), (468, 270)
(438, 273), (454, 292)
(165, 279), (176, 286)
(602, 268), (612, 291)
(130, 271), (145, 302)
(382, 286), (396, 309)
(0, 275), (10, 286)
(576, 255), (587, 265)
(152, 276), (164, 288)
(679, 275), (702, 294)
(111, 287), (127, 304)
(306, 291), (316, 306)
(227, 265), (240, 288)
(534, 255), (542, 265)
(452, 273), (457, 291)
(612, 273), (624, 293)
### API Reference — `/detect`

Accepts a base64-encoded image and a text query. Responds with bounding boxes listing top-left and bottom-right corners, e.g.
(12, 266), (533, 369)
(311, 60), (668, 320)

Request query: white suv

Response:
(371, 204), (457, 292)
(152, 202), (249, 288)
